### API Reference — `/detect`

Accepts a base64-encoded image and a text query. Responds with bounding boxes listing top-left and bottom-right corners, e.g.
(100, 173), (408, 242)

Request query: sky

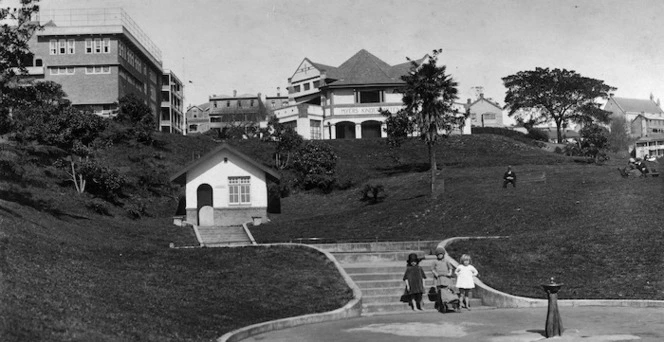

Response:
(33, 0), (664, 115)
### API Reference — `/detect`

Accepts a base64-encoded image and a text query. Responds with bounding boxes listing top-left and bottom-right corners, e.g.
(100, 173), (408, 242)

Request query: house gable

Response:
(290, 58), (323, 83)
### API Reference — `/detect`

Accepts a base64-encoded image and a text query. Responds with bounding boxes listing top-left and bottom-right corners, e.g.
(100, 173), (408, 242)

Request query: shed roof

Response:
(170, 143), (280, 185)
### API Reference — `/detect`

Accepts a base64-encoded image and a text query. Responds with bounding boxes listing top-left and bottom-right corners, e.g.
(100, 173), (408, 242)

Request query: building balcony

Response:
(274, 104), (323, 120)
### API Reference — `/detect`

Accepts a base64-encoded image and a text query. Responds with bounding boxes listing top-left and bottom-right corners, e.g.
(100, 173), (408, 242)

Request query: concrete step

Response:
(331, 251), (430, 263)
(362, 294), (482, 306)
(315, 241), (441, 253)
(354, 279), (437, 289)
(205, 241), (252, 247)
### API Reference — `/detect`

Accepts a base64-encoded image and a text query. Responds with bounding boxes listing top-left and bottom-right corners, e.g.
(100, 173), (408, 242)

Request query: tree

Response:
(579, 123), (609, 161)
(0, 0), (42, 131)
(262, 116), (303, 169)
(401, 49), (461, 196)
(502, 67), (616, 143)
(0, 1), (41, 84)
(381, 108), (414, 148)
(290, 141), (337, 192)
(607, 116), (635, 154)
(115, 93), (155, 143)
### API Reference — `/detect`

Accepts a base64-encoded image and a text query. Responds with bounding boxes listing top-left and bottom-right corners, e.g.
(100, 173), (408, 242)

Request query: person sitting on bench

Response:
(503, 166), (516, 188)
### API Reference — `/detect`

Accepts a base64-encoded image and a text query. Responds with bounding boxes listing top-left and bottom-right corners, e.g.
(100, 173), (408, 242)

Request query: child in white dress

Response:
(455, 254), (478, 310)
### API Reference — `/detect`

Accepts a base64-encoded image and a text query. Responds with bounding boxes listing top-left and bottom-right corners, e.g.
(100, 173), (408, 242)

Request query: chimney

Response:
(467, 98), (471, 104)
(277, 87), (281, 97)
(233, 90), (237, 97)
(480, 93), (484, 99)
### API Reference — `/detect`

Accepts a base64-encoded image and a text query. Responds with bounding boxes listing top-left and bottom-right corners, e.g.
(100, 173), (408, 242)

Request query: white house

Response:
(170, 144), (280, 226)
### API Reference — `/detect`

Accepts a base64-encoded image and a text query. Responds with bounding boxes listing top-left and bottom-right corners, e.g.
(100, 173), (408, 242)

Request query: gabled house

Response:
(465, 93), (504, 128)
(276, 49), (470, 140)
(170, 144), (280, 226)
(186, 102), (211, 134)
(604, 95), (664, 158)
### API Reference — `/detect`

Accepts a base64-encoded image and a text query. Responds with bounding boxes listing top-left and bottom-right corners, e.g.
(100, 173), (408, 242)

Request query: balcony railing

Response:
(37, 8), (162, 63)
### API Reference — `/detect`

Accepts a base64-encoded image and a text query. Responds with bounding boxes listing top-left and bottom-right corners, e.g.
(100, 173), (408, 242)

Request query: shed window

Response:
(229, 176), (250, 204)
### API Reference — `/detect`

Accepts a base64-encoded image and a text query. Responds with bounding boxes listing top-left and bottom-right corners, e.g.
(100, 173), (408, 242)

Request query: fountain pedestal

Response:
(541, 277), (564, 338)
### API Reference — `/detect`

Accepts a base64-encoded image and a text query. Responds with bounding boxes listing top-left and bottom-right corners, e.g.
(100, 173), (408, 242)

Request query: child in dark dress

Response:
(403, 253), (426, 311)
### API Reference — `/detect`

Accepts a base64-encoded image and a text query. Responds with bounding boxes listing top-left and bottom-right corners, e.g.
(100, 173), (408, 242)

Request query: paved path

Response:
(243, 306), (664, 341)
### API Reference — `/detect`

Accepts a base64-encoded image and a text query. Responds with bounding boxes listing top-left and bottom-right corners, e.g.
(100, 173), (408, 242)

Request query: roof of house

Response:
(210, 93), (258, 100)
(466, 95), (502, 110)
(170, 143), (280, 185)
(609, 97), (664, 115)
(307, 49), (425, 87)
(186, 103), (210, 114)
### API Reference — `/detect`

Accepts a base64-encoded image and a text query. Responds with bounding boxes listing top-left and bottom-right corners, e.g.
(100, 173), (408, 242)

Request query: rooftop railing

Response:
(37, 8), (162, 63)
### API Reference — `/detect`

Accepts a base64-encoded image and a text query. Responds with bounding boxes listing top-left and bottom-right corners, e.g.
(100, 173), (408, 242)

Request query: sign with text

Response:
(335, 106), (403, 116)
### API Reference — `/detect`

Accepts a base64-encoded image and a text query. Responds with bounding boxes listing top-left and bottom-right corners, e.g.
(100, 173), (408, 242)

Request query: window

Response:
(58, 39), (66, 54)
(227, 101), (230, 107)
(358, 90), (381, 103)
(250, 99), (254, 107)
(310, 120), (321, 139)
(229, 177), (250, 204)
(293, 85), (301, 92)
(119, 42), (125, 58)
(85, 65), (111, 74)
(214, 101), (217, 108)
(238, 100), (242, 108)
(313, 80), (320, 88)
(304, 83), (310, 91)
(103, 38), (110, 53)
(94, 38), (102, 53)
(66, 39), (74, 54)
(49, 40), (57, 55)
(85, 39), (92, 54)
(35, 59), (42, 66)
(49, 67), (75, 75)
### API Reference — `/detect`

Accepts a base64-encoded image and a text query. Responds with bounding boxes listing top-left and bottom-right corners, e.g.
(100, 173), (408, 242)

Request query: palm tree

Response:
(401, 49), (460, 197)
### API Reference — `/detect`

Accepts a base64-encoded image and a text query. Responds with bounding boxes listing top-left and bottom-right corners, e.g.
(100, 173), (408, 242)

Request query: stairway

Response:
(316, 242), (489, 316)
(195, 225), (252, 246)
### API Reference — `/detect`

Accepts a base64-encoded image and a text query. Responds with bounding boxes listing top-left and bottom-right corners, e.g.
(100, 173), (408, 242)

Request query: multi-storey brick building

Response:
(26, 8), (163, 121)
(161, 70), (184, 134)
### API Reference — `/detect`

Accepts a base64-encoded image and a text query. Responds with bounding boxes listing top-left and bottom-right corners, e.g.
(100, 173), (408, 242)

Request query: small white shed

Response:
(170, 143), (280, 226)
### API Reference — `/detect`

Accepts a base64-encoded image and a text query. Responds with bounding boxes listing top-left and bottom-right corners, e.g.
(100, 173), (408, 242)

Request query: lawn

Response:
(252, 141), (664, 300)
(2, 132), (663, 341)
(0, 176), (352, 341)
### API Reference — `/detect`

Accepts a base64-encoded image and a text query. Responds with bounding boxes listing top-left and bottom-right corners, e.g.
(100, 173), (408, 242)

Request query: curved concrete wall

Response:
(441, 236), (664, 309)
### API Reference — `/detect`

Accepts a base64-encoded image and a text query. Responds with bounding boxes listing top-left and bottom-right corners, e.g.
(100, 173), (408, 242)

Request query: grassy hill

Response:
(2, 131), (663, 341)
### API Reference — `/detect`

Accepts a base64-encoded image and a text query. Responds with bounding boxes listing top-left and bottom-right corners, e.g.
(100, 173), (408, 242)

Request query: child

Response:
(455, 254), (478, 310)
(431, 247), (459, 312)
(403, 253), (426, 311)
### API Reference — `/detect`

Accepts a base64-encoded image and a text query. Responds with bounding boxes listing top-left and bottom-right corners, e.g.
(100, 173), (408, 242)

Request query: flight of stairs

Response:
(316, 242), (488, 316)
(195, 225), (252, 246)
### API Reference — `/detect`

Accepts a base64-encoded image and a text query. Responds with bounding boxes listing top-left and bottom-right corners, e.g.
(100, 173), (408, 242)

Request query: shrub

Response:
(290, 141), (338, 192)
(526, 127), (549, 142)
(77, 159), (127, 201)
(86, 198), (111, 216)
(359, 183), (385, 203)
